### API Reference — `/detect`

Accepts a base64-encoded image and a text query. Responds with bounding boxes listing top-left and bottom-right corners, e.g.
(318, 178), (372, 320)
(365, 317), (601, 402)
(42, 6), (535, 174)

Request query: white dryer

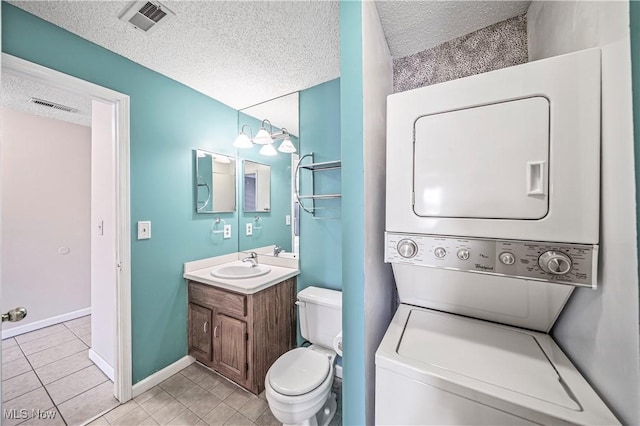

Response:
(378, 48), (620, 425)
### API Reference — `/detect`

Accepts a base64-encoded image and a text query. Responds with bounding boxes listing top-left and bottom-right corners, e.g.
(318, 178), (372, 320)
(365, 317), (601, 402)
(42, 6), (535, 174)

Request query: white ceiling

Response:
(1, 72), (92, 127)
(8, 0), (340, 111)
(6, 1), (531, 129)
(375, 1), (531, 58)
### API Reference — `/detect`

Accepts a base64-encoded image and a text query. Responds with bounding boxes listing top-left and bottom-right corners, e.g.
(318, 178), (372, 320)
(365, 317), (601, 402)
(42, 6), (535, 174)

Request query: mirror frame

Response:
(194, 149), (237, 214)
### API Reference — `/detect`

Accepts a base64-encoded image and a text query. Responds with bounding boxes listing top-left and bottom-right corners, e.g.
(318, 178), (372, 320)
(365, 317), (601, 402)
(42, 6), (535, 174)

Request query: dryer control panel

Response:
(385, 232), (598, 288)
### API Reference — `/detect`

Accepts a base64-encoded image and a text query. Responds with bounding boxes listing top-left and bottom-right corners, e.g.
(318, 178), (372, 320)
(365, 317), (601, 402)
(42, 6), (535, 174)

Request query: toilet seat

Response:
(268, 348), (330, 396)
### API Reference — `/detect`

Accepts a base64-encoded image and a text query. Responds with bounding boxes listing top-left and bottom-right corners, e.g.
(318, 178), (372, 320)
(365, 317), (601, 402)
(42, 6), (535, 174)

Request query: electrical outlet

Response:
(246, 223), (253, 236)
(223, 224), (231, 239)
(285, 215), (291, 225)
(137, 221), (151, 240)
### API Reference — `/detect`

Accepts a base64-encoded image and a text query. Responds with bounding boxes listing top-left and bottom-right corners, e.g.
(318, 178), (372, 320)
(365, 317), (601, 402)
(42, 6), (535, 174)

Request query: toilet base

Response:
(283, 392), (337, 426)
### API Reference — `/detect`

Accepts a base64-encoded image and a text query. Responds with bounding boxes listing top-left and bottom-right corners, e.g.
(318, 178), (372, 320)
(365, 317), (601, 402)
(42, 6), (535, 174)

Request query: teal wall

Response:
(237, 112), (297, 253)
(1, 3), (240, 383)
(298, 79), (342, 294)
(340, 2), (367, 425)
(2, 2), (344, 386)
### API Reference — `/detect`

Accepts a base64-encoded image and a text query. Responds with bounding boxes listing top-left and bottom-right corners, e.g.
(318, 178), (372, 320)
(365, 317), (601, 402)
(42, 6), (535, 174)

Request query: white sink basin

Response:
(210, 264), (271, 279)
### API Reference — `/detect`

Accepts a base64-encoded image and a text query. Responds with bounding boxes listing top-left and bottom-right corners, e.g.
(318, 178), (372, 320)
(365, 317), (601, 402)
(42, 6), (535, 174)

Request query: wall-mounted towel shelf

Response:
(298, 160), (342, 172)
(295, 153), (341, 220)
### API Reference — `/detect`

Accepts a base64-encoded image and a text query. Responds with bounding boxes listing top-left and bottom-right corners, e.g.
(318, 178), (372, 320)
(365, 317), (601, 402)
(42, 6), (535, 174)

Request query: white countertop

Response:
(183, 252), (300, 295)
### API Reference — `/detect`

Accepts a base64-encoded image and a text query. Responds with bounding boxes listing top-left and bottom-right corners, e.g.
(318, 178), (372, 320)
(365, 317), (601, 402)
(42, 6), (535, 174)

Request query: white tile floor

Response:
(90, 363), (342, 426)
(2, 315), (119, 426)
(3, 317), (343, 426)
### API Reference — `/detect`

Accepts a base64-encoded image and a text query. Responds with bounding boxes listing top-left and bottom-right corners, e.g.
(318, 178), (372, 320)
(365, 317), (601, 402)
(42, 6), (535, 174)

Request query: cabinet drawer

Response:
(188, 281), (247, 317)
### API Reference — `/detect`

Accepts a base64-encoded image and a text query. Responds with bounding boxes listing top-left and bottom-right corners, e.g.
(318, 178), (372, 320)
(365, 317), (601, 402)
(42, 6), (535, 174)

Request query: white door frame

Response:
(1, 53), (133, 403)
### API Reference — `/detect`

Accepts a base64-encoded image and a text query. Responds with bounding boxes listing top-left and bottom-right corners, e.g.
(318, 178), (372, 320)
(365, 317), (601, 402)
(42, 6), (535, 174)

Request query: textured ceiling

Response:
(375, 1), (531, 58)
(8, 1), (340, 110)
(1, 72), (92, 127)
(8, 0), (531, 121)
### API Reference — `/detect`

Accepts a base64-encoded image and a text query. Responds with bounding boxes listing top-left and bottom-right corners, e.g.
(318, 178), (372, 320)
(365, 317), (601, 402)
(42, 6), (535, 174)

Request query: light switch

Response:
(246, 223), (253, 236)
(223, 224), (231, 239)
(138, 221), (151, 240)
(285, 215), (291, 225)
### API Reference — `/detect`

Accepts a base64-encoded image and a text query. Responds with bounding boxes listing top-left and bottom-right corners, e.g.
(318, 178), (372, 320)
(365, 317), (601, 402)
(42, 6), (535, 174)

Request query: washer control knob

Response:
(397, 239), (418, 259)
(538, 251), (572, 275)
(434, 247), (447, 258)
(499, 252), (515, 265)
(457, 249), (470, 260)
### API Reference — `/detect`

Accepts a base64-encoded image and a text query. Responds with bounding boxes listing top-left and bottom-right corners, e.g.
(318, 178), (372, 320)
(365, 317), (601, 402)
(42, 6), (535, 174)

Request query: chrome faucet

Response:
(242, 252), (258, 267)
(273, 246), (284, 257)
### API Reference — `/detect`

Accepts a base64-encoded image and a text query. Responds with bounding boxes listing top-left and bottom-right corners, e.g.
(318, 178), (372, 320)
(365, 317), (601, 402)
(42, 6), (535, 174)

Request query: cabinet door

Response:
(188, 303), (212, 363)
(214, 313), (247, 382)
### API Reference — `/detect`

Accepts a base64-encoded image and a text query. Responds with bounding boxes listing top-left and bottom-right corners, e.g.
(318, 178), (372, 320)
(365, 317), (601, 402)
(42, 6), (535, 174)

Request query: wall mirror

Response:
(243, 160), (271, 212)
(237, 92), (300, 254)
(194, 149), (236, 213)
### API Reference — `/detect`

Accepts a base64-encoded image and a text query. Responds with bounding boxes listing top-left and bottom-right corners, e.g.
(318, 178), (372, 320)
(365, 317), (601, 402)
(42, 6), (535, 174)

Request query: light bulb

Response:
(259, 143), (277, 156)
(233, 132), (253, 149)
(254, 128), (273, 145)
(278, 138), (297, 153)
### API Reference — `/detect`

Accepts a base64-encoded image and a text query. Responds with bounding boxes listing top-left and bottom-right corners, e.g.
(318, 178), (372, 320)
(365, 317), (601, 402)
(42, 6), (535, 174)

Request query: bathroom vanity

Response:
(184, 253), (299, 394)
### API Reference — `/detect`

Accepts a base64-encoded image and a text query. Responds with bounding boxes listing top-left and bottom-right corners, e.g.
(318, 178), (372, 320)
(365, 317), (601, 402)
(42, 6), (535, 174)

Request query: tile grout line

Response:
(63, 321), (91, 341)
(16, 332), (80, 358)
(13, 329), (88, 362)
(48, 366), (110, 406)
(4, 317), (93, 426)
(10, 336), (70, 426)
(43, 363), (99, 388)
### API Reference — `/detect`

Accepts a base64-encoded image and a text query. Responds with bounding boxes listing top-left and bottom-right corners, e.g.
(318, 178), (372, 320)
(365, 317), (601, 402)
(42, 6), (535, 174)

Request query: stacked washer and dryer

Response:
(377, 48), (620, 425)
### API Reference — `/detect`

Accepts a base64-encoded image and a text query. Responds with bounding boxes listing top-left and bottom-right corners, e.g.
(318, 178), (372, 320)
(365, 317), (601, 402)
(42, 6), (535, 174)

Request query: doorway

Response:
(0, 53), (132, 422)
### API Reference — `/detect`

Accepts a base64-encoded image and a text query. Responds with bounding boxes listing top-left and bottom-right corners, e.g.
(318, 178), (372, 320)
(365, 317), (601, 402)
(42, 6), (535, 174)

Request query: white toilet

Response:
(265, 286), (342, 426)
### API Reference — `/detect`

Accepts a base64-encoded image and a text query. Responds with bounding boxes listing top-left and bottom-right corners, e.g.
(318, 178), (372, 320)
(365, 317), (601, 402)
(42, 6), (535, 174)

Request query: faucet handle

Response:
(248, 251), (257, 258)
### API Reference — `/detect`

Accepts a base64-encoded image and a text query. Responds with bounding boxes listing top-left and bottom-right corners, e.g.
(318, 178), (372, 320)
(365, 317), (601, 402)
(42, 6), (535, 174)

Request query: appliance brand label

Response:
(475, 264), (494, 271)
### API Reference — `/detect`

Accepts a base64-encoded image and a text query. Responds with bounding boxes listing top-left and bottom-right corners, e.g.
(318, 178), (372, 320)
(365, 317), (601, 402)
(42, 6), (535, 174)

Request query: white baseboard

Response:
(335, 364), (343, 379)
(132, 355), (195, 398)
(89, 349), (115, 382)
(1, 308), (91, 339)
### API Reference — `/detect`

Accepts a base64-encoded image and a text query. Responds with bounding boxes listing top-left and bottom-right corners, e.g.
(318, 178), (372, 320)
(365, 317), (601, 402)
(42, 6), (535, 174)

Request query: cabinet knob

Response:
(214, 325), (219, 338)
(203, 321), (209, 334)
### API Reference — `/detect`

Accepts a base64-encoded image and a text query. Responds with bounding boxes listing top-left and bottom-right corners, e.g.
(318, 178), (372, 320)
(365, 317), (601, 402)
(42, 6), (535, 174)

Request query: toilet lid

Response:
(269, 348), (330, 396)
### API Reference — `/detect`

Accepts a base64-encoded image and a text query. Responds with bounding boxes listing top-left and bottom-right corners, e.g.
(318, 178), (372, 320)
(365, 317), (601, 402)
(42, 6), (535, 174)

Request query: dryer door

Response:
(413, 97), (549, 219)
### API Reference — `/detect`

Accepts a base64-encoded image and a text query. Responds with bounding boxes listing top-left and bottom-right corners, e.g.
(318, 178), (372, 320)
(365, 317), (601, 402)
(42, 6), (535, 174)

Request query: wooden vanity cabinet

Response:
(187, 277), (296, 394)
(188, 303), (213, 363)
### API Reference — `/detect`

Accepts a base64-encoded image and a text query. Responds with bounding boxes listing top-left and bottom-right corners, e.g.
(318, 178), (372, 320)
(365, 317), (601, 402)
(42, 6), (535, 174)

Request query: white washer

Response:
(379, 47), (619, 425)
(376, 305), (619, 425)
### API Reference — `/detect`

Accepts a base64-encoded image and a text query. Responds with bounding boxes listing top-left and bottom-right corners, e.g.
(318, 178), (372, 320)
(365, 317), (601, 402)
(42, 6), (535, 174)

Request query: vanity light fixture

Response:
(253, 119), (274, 145)
(234, 119), (295, 155)
(233, 125), (254, 149)
(213, 154), (232, 164)
(259, 143), (278, 156)
(278, 133), (297, 153)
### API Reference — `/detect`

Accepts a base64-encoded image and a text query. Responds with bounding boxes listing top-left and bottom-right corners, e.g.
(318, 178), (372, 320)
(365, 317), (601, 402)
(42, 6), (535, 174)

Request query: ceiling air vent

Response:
(119, 1), (175, 33)
(28, 98), (78, 113)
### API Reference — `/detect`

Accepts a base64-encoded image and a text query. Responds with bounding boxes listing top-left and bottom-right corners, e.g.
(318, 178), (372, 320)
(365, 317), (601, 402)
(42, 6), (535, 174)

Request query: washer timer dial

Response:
(538, 251), (572, 275)
(434, 247), (447, 258)
(397, 239), (418, 258)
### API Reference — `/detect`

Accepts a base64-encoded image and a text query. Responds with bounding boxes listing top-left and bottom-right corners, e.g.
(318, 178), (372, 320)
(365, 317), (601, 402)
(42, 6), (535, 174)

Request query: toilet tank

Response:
(298, 286), (342, 348)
